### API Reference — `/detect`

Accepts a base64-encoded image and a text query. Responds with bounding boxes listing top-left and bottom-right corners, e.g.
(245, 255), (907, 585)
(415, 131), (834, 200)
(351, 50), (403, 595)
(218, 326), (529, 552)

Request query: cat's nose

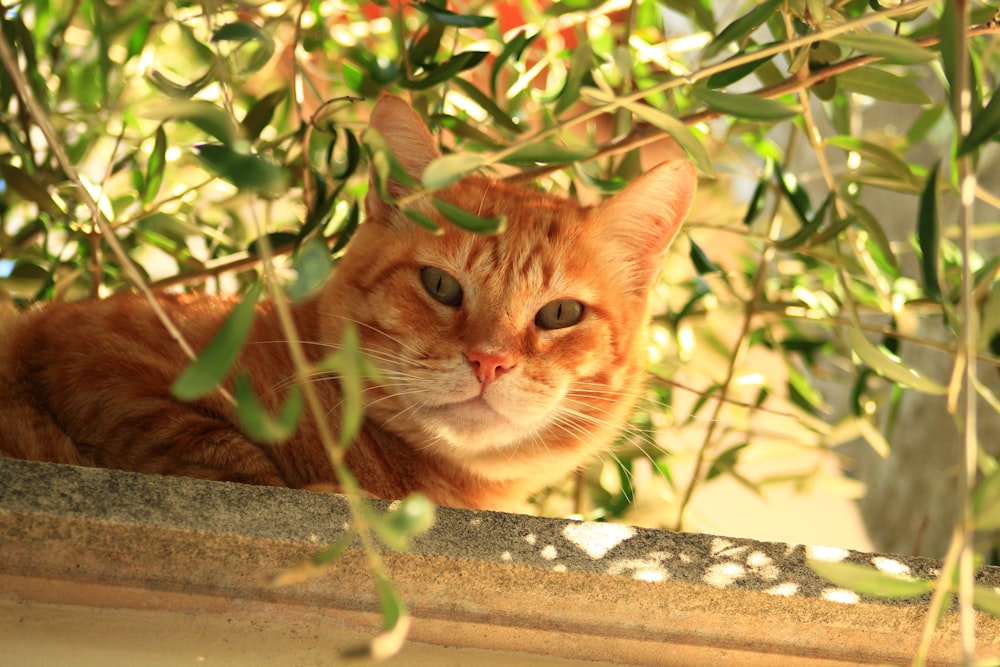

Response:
(465, 351), (516, 387)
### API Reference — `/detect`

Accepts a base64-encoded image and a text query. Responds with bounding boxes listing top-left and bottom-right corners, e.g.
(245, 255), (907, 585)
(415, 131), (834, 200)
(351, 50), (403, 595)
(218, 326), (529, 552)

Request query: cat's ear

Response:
(368, 94), (440, 202)
(593, 160), (697, 289)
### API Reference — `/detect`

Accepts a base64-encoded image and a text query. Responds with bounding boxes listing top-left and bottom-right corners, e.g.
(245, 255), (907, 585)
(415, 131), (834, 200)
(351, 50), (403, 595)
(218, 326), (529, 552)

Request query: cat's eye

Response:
(535, 299), (584, 330)
(420, 266), (463, 308)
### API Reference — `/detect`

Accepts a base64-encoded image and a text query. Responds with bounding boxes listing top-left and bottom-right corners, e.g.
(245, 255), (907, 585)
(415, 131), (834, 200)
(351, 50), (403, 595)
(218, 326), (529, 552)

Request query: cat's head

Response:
(323, 95), (695, 492)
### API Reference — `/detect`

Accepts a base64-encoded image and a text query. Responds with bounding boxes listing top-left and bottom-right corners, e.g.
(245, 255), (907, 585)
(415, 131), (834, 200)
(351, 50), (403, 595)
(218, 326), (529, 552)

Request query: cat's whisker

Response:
(313, 313), (436, 368)
(555, 398), (674, 465)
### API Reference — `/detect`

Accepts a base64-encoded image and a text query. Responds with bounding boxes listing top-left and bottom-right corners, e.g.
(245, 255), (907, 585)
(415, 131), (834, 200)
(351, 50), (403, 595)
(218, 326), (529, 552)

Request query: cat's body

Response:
(0, 96), (696, 510)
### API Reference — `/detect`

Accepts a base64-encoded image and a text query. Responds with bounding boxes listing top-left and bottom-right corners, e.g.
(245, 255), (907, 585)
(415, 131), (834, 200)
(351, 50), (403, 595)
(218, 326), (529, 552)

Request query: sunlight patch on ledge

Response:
(562, 521), (636, 559)
(872, 557), (911, 577)
(767, 582), (800, 597)
(822, 588), (861, 604)
(607, 553), (671, 583)
(704, 562), (746, 588)
(807, 545), (851, 562)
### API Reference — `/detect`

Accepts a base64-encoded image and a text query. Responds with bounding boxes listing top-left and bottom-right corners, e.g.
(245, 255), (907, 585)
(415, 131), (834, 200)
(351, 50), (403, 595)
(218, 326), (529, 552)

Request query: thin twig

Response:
(672, 170), (789, 530)
(953, 0), (979, 659)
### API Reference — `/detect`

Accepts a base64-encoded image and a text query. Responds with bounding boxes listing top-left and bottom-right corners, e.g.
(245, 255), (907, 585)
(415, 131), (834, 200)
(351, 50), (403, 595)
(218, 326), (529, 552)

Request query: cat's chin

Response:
(423, 396), (538, 440)
(416, 395), (550, 456)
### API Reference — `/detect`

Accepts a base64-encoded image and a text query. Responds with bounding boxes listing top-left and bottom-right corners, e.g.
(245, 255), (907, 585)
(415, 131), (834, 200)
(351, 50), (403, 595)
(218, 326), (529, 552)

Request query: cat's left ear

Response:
(594, 160), (697, 289)
(368, 94), (440, 202)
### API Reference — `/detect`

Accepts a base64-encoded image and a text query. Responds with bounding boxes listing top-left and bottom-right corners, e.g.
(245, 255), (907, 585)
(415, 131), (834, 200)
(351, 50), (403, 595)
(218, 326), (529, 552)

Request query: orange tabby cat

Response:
(0, 95), (696, 510)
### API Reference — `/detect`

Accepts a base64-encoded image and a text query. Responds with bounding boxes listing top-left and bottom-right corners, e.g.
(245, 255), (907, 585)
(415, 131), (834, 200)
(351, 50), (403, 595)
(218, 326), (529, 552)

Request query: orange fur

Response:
(0, 95), (696, 510)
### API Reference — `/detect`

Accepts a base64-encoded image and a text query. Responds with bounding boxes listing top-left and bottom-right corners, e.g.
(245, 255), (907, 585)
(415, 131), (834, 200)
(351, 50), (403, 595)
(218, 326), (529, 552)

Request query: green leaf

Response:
(316, 324), (380, 447)
(373, 493), (436, 551)
(142, 125), (167, 206)
(407, 21), (444, 66)
(868, 0), (928, 22)
(288, 239), (333, 302)
(694, 87), (800, 121)
(241, 89), (287, 141)
(171, 282), (262, 401)
(342, 61), (364, 93)
(490, 30), (538, 98)
(403, 208), (442, 234)
(836, 68), (931, 105)
(573, 163), (625, 194)
(581, 87), (713, 176)
(958, 83), (1000, 155)
(421, 153), (484, 190)
(125, 18), (152, 60)
(831, 32), (936, 64)
(432, 114), (501, 145)
(138, 212), (198, 246)
(195, 144), (290, 197)
(623, 106), (713, 177)
(706, 443), (748, 481)
(845, 326), (947, 395)
(234, 375), (302, 444)
(247, 232), (298, 257)
(211, 21), (275, 74)
(773, 161), (813, 227)
(939, 1), (961, 119)
(147, 67), (216, 100)
(363, 127), (420, 201)
(555, 43), (594, 116)
(773, 192), (832, 250)
(675, 275), (712, 324)
(0, 164), (64, 217)
(330, 202), (361, 254)
(432, 198), (506, 234)
(545, 0), (606, 15)
(369, 577), (410, 660)
(402, 51), (489, 89)
(808, 559), (934, 599)
(335, 128), (363, 181)
(742, 158), (773, 226)
(412, 3), (495, 28)
(825, 135), (917, 186)
(212, 20), (269, 43)
(974, 585), (1000, 618)
(917, 163), (941, 300)
(702, 0), (781, 62)
(502, 141), (597, 166)
(842, 199), (899, 272)
(145, 100), (240, 146)
(452, 77), (522, 134)
(689, 240), (720, 274)
(705, 45), (776, 89)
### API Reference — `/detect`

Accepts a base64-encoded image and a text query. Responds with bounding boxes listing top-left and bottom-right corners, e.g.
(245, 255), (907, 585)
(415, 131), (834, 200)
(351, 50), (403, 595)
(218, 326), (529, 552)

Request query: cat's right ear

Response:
(593, 160), (697, 290)
(367, 94), (440, 204)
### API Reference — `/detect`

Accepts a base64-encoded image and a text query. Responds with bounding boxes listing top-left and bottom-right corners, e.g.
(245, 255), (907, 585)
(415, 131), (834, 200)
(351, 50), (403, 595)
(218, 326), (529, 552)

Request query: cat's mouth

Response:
(421, 394), (529, 438)
(432, 395), (504, 418)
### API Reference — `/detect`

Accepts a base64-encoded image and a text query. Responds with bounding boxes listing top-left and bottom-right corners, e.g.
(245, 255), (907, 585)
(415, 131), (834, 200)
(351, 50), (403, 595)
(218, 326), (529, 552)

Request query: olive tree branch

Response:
(507, 19), (1000, 185)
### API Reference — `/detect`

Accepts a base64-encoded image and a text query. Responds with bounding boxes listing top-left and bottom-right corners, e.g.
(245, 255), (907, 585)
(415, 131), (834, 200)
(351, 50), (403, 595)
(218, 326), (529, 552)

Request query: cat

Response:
(0, 94), (696, 511)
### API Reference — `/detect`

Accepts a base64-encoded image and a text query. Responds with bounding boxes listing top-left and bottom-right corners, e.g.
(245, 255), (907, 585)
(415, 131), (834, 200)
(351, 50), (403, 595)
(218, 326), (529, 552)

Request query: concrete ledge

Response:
(2, 457), (999, 666)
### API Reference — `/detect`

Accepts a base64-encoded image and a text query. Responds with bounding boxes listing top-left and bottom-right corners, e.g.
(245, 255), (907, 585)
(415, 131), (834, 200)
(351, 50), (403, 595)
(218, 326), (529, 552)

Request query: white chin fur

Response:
(419, 395), (549, 453)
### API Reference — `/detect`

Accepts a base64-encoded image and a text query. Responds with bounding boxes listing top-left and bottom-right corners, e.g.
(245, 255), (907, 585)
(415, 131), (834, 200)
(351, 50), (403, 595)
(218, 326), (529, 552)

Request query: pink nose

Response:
(466, 351), (516, 387)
